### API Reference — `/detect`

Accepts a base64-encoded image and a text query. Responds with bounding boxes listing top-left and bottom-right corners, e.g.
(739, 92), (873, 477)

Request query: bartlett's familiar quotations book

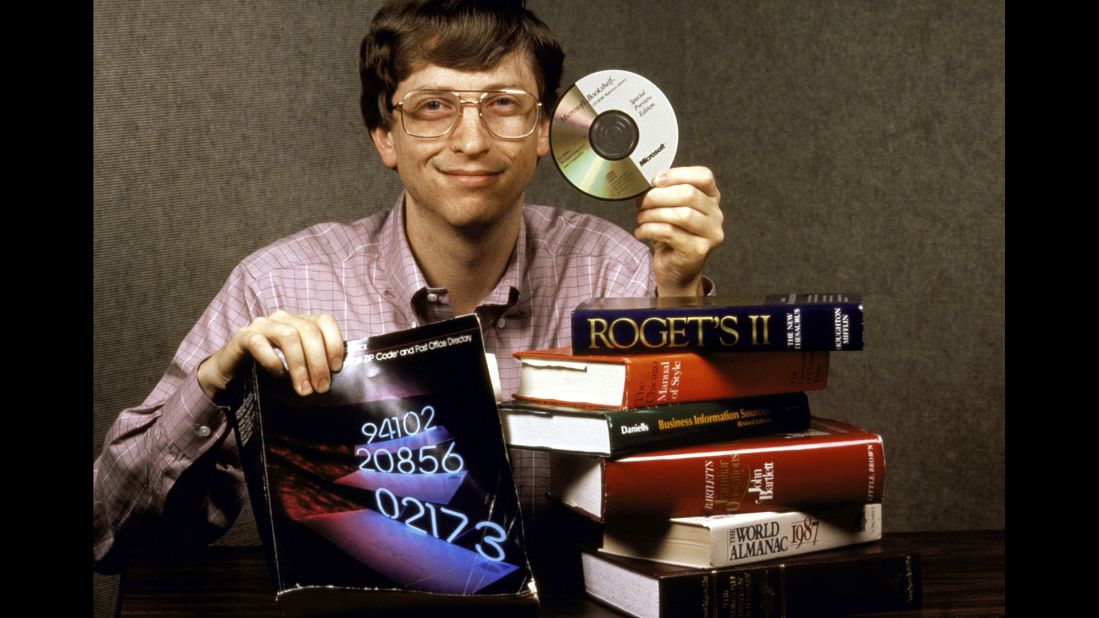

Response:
(549, 417), (884, 522)
(228, 315), (536, 616)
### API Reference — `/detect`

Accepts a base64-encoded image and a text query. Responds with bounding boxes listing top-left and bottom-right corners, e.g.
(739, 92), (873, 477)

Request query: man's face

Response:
(370, 53), (550, 235)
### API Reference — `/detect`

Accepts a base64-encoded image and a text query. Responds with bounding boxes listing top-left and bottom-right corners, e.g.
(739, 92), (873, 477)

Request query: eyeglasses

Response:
(392, 89), (542, 139)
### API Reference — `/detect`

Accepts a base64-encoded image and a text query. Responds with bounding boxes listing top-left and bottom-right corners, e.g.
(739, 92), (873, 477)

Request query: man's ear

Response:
(536, 116), (550, 158)
(370, 126), (398, 169)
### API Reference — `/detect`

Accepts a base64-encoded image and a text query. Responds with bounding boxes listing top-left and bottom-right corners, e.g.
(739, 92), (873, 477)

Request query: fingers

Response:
(635, 203), (724, 244)
(633, 221), (717, 258)
(201, 310), (345, 399)
(314, 313), (345, 372)
(237, 327), (287, 379)
(634, 166), (725, 296)
(265, 310), (345, 395)
(637, 168), (723, 240)
(652, 166), (719, 197)
(252, 312), (323, 395)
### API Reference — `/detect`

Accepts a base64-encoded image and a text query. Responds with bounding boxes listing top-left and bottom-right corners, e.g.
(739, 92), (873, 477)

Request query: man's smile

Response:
(438, 167), (504, 187)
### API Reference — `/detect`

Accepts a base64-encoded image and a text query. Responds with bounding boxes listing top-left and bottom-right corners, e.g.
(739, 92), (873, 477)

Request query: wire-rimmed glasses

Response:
(392, 89), (542, 139)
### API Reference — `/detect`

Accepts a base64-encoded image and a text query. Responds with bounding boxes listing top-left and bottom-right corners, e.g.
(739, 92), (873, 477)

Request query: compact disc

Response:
(550, 69), (678, 200)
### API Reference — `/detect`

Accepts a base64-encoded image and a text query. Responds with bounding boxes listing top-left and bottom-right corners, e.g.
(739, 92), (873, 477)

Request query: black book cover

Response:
(583, 544), (921, 617)
(227, 315), (536, 615)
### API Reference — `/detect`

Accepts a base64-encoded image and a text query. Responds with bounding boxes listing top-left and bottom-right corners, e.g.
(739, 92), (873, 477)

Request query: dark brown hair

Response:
(359, 0), (565, 130)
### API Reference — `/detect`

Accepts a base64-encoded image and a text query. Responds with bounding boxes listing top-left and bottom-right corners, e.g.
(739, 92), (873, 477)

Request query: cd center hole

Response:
(589, 110), (639, 161)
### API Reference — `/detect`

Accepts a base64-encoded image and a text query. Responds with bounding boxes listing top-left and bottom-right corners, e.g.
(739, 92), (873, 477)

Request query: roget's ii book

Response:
(227, 315), (536, 616)
(571, 293), (863, 355)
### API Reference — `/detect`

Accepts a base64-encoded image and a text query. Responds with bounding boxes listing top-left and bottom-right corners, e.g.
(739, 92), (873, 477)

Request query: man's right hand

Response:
(196, 310), (344, 400)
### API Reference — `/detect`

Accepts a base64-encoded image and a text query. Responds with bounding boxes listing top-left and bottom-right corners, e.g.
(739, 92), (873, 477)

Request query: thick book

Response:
(583, 526), (919, 618)
(549, 417), (884, 522)
(601, 503), (883, 569)
(226, 315), (537, 616)
(513, 347), (828, 409)
(571, 293), (863, 355)
(497, 393), (811, 456)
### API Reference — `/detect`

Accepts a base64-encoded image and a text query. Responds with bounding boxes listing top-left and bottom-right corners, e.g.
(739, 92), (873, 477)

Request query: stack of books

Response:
(500, 294), (922, 617)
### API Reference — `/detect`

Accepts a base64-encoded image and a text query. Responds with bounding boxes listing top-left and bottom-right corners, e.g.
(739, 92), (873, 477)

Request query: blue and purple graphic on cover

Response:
(256, 319), (529, 595)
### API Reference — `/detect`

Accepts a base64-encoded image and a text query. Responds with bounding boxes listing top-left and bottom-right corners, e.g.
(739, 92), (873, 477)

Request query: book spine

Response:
(620, 351), (829, 409)
(731, 550), (922, 617)
(224, 362), (281, 590)
(582, 544), (919, 618)
(572, 296), (863, 355)
(671, 548), (918, 617)
(581, 551), (717, 618)
(602, 430), (883, 520)
(604, 393), (811, 455)
(705, 504), (882, 568)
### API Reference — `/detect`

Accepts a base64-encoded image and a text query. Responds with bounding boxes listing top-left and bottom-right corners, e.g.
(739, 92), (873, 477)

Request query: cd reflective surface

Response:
(550, 69), (678, 200)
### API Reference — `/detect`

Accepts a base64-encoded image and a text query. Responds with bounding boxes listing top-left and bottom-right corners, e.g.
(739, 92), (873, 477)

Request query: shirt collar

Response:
(379, 193), (427, 325)
(379, 192), (524, 323)
(483, 209), (525, 309)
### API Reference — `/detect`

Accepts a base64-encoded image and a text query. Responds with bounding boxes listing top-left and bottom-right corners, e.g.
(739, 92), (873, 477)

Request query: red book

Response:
(549, 417), (884, 522)
(512, 347), (828, 409)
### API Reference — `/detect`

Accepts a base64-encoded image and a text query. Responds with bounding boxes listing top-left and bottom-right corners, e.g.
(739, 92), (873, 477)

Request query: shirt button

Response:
(426, 293), (439, 303)
(196, 425), (212, 438)
(496, 318), (507, 329)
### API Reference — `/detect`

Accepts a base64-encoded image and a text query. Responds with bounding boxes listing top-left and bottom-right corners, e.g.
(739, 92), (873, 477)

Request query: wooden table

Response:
(116, 530), (1004, 616)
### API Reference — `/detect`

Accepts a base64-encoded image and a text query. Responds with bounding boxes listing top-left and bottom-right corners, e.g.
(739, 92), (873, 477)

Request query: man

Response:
(93, 0), (723, 570)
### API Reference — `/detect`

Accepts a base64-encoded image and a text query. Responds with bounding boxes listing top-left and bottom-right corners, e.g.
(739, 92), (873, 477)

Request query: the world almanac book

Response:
(227, 315), (537, 617)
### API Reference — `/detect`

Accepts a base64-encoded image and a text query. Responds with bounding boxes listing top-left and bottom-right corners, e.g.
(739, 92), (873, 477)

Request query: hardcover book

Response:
(513, 347), (828, 409)
(571, 293), (863, 355)
(497, 392), (811, 456)
(584, 526), (918, 617)
(548, 417), (884, 522)
(600, 503), (883, 569)
(227, 315), (537, 616)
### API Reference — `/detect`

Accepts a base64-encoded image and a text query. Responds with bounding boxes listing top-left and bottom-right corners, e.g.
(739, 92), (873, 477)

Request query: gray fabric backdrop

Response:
(93, 1), (1004, 614)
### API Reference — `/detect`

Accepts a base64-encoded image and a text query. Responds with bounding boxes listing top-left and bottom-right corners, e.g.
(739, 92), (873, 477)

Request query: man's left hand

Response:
(635, 166), (724, 296)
